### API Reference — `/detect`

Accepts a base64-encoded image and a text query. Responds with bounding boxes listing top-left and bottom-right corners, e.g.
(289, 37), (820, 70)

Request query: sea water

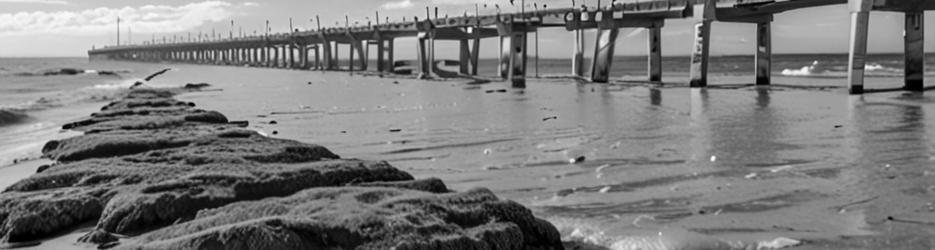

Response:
(2, 54), (935, 249)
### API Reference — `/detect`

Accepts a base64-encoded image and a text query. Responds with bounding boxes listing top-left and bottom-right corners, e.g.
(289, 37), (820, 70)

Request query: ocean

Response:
(2, 54), (935, 249)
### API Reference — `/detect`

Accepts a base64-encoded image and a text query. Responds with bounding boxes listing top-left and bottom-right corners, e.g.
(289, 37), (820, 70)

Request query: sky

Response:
(0, 0), (933, 58)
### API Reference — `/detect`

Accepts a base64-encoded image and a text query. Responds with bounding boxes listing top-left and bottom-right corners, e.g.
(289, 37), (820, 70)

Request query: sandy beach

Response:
(0, 56), (933, 249)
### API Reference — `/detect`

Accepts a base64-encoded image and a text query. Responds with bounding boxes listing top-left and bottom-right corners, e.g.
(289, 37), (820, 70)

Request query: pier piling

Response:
(689, 20), (711, 88)
(755, 21), (772, 85)
(904, 11), (924, 91)
(648, 26), (662, 82)
(846, 0), (872, 94)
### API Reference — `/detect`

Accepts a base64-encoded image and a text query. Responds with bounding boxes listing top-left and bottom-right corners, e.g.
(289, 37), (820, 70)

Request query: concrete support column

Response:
(573, 29), (586, 78)
(470, 35), (480, 76)
(591, 26), (619, 83)
(689, 20), (712, 88)
(274, 46), (281, 68)
(459, 39), (470, 74)
(333, 42), (340, 69)
(287, 44), (295, 68)
(905, 11), (924, 91)
(417, 32), (434, 78)
(377, 39), (386, 72)
(756, 21), (772, 85)
(301, 45), (309, 69)
(499, 35), (510, 78)
(349, 42), (356, 72)
(648, 27), (663, 82)
(360, 41), (369, 71)
(261, 47), (268, 67)
(323, 41), (334, 70)
(505, 30), (528, 88)
(314, 45), (321, 69)
(846, 0), (872, 94)
(240, 48), (246, 64)
(386, 39), (395, 73)
(355, 41), (367, 71)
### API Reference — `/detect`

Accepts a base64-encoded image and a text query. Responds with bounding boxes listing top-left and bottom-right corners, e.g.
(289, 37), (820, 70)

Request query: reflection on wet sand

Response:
(814, 93), (935, 248)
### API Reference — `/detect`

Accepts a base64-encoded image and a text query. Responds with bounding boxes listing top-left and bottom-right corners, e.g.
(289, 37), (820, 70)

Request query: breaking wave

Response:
(0, 79), (142, 127)
(781, 60), (904, 78)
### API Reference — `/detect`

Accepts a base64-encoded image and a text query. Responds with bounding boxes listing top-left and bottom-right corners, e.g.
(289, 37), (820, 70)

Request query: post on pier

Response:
(846, 0), (872, 94)
(690, 0), (716, 88)
(648, 25), (663, 82)
(755, 21), (771, 85)
(591, 10), (619, 83)
(904, 11), (924, 91)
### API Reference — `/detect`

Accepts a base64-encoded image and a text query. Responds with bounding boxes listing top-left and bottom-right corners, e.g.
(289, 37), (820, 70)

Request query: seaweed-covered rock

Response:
(41, 128), (338, 163)
(355, 178), (449, 193)
(119, 187), (563, 250)
(0, 157), (413, 242)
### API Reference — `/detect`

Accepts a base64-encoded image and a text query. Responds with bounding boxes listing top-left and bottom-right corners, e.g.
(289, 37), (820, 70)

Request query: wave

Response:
(5, 68), (131, 77)
(0, 109), (29, 127)
(781, 60), (905, 78)
(551, 217), (803, 250)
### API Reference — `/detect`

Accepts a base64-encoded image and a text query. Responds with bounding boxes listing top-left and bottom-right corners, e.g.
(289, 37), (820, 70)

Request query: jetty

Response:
(87, 0), (933, 94)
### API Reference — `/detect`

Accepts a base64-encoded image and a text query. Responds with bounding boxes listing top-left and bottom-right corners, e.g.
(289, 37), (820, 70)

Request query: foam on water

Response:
(780, 60), (911, 78)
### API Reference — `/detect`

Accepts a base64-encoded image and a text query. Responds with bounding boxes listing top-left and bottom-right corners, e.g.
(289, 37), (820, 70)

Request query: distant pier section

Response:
(88, 0), (933, 94)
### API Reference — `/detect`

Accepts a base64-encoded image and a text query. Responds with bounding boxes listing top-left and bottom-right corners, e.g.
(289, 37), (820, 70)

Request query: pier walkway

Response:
(88, 0), (934, 94)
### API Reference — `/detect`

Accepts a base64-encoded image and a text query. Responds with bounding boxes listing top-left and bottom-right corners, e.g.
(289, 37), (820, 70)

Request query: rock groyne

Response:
(0, 87), (563, 250)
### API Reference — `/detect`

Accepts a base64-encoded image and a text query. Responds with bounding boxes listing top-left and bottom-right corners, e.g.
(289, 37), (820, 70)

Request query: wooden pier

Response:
(88, 0), (934, 94)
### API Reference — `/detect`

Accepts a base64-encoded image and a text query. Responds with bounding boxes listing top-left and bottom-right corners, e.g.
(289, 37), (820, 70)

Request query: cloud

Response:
(381, 0), (413, 9)
(0, 1), (245, 36)
(242, 2), (258, 6)
(0, 0), (67, 4)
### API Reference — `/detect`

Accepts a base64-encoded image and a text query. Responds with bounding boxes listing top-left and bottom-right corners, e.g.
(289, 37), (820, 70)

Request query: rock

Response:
(182, 83), (211, 89)
(120, 187), (563, 250)
(35, 164), (50, 173)
(77, 229), (118, 245)
(42, 68), (84, 76)
(228, 121), (249, 127)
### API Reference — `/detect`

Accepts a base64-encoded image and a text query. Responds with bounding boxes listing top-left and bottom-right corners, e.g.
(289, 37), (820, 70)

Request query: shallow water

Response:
(2, 57), (935, 249)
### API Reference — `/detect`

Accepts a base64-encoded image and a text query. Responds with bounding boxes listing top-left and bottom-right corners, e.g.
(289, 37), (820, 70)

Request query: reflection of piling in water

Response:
(89, 0), (930, 94)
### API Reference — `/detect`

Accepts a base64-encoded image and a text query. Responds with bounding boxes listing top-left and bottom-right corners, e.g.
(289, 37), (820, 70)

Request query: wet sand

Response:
(1, 60), (933, 249)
